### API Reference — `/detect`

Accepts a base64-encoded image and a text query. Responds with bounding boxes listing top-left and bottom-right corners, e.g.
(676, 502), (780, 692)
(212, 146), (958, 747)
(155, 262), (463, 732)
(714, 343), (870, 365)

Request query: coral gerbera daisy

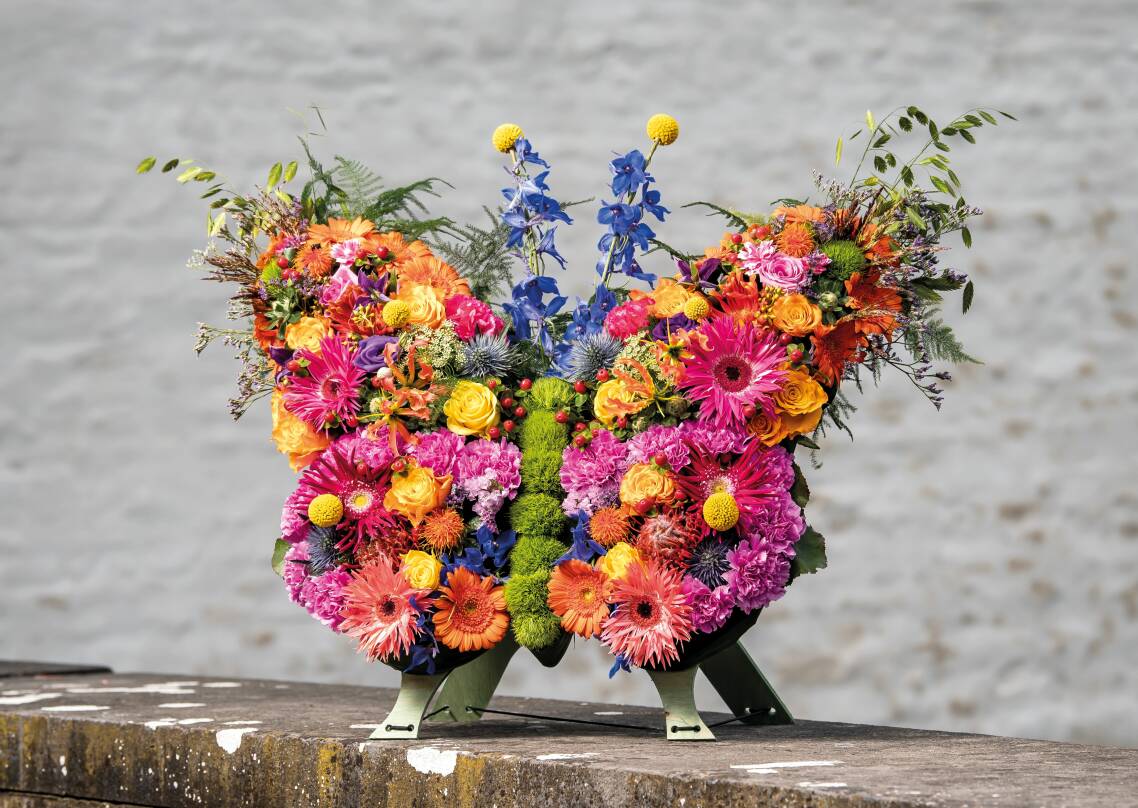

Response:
(306, 217), (376, 247)
(293, 434), (396, 554)
(396, 255), (472, 300)
(432, 567), (509, 652)
(547, 559), (611, 638)
(283, 336), (366, 430)
(678, 316), (786, 430)
(601, 559), (692, 669)
(338, 558), (424, 661)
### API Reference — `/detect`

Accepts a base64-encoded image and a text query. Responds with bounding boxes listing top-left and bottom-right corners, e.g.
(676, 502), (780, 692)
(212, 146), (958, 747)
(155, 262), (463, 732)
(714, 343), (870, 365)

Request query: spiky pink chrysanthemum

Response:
(292, 434), (396, 554)
(601, 559), (692, 669)
(677, 442), (795, 535)
(677, 317), (786, 430)
(284, 336), (366, 429)
(338, 558), (424, 662)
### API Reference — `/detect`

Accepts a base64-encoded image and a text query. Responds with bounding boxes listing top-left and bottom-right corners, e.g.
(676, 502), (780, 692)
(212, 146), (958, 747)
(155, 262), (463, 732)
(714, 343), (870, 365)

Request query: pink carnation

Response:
(330, 238), (363, 267)
(281, 488), (309, 544)
(299, 566), (353, 630)
(454, 438), (523, 528)
(283, 541), (309, 602)
(682, 576), (735, 633)
(559, 429), (628, 516)
(745, 493), (806, 556)
(446, 295), (506, 341)
(677, 421), (749, 457)
(736, 241), (809, 291)
(355, 425), (403, 471)
(320, 264), (361, 305)
(626, 425), (690, 470)
(408, 429), (466, 478)
(725, 538), (790, 613)
(604, 298), (653, 339)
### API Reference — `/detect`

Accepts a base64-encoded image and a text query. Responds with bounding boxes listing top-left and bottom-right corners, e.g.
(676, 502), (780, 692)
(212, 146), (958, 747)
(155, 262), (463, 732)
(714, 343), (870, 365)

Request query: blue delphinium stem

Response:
(598, 141), (664, 287)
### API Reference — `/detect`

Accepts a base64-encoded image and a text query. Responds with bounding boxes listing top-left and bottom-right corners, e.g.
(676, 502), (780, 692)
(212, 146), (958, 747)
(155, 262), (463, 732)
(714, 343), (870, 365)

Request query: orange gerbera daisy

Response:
(297, 243), (334, 277)
(547, 560), (611, 638)
(773, 204), (825, 224)
(845, 271), (902, 336)
(362, 231), (432, 265)
(306, 217), (376, 246)
(396, 255), (471, 300)
(776, 222), (815, 258)
(810, 320), (864, 384)
(432, 567), (509, 652)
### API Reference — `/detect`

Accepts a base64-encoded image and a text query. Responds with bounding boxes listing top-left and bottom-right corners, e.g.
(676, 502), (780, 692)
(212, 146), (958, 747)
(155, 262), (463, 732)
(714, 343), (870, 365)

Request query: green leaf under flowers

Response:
(835, 136), (843, 165)
(271, 539), (290, 578)
(161, 158), (181, 173)
(283, 160), (298, 182)
(962, 280), (975, 313)
(865, 109), (876, 132)
(791, 463), (810, 508)
(792, 527), (827, 576)
(796, 434), (821, 451)
(136, 156), (156, 174)
(176, 166), (202, 183)
(962, 226), (973, 248)
(267, 161), (283, 189)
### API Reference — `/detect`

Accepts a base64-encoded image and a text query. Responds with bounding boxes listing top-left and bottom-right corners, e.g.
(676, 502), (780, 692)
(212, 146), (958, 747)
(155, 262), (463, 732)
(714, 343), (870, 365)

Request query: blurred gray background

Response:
(3, 0), (1137, 747)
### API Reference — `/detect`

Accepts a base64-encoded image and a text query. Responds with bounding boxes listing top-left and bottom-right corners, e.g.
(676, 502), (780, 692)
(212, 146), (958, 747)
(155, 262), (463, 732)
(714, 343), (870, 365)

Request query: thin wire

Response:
(464, 705), (654, 732)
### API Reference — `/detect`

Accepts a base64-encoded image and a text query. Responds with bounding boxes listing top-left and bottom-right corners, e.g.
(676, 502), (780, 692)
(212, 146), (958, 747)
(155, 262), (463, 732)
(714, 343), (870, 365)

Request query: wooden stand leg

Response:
(700, 640), (793, 725)
(369, 672), (446, 740)
(647, 665), (715, 741)
(428, 635), (519, 724)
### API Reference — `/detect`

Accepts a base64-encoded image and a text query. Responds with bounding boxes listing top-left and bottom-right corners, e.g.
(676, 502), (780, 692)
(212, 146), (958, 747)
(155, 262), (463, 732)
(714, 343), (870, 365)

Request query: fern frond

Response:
(361, 177), (451, 222)
(904, 310), (979, 364)
(430, 208), (515, 301)
(333, 156), (384, 216)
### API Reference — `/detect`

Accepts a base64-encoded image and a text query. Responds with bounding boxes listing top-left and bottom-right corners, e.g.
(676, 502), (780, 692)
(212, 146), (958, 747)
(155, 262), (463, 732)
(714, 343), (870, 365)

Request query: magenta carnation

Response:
(745, 492), (806, 555)
(281, 487), (309, 544)
(454, 438), (523, 528)
(677, 420), (749, 457)
(299, 566), (353, 630)
(559, 429), (628, 516)
(604, 297), (653, 339)
(682, 576), (735, 633)
(626, 425), (690, 470)
(283, 336), (366, 429)
(725, 538), (790, 613)
(355, 424), (403, 471)
(283, 541), (310, 603)
(408, 429), (466, 478)
(446, 295), (506, 341)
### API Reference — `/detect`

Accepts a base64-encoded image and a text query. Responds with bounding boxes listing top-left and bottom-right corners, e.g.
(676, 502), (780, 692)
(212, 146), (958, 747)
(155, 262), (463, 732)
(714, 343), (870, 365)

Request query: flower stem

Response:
(599, 142), (659, 289)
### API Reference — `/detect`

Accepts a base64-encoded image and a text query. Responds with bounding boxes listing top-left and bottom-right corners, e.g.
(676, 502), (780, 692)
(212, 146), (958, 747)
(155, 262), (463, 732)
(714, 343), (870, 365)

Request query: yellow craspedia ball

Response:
(381, 299), (411, 328)
(646, 114), (680, 146)
(492, 123), (525, 153)
(308, 494), (344, 527)
(702, 491), (739, 531)
(682, 295), (710, 321)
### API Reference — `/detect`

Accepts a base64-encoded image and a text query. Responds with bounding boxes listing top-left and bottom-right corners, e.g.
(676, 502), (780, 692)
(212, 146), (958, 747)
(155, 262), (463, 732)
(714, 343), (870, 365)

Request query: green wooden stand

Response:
(369, 637), (790, 741)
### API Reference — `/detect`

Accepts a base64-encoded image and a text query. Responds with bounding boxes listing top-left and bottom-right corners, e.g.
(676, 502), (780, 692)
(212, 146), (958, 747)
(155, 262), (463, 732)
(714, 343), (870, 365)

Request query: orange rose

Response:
(618, 463), (676, 507)
(593, 378), (651, 426)
(394, 282), (446, 328)
(747, 408), (788, 447)
(284, 316), (333, 353)
(773, 368), (828, 416)
(632, 278), (692, 319)
(383, 460), (452, 527)
(271, 390), (330, 471)
(771, 294), (822, 337)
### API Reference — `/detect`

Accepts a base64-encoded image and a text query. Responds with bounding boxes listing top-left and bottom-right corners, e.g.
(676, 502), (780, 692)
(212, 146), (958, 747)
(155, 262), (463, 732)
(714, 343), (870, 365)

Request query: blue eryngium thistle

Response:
(685, 536), (733, 589)
(563, 331), (623, 381)
(306, 525), (342, 575)
(461, 332), (518, 379)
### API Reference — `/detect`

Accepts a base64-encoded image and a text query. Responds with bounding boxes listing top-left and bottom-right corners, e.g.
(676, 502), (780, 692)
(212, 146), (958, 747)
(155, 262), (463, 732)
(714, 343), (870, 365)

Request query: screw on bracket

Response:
(385, 723), (415, 732)
(670, 724), (702, 733)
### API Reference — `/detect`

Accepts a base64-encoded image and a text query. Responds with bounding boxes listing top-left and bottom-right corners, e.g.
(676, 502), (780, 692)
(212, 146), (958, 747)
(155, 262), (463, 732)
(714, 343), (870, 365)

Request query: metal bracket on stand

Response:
(647, 665), (715, 741)
(369, 671), (447, 740)
(700, 641), (793, 726)
(429, 635), (520, 724)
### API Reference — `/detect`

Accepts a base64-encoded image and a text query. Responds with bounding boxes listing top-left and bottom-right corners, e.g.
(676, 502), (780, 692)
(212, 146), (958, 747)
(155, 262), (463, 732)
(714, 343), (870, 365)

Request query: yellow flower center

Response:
(702, 491), (740, 532)
(646, 113), (680, 146)
(381, 300), (411, 328)
(492, 123), (525, 153)
(307, 493), (344, 528)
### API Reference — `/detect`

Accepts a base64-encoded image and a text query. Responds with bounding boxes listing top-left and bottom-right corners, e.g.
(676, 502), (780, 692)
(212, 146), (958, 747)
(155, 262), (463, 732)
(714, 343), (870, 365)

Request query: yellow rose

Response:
(443, 380), (500, 437)
(271, 390), (330, 471)
(771, 294), (822, 337)
(597, 542), (642, 582)
(773, 369), (828, 416)
(284, 316), (332, 353)
(778, 408), (823, 440)
(593, 378), (651, 426)
(400, 550), (442, 590)
(383, 460), (452, 527)
(618, 463), (676, 507)
(394, 282), (446, 328)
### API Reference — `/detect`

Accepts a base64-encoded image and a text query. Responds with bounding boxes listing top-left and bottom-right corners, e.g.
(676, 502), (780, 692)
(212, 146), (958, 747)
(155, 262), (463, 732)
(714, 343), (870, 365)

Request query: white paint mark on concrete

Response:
(535, 752), (600, 761)
(158, 702), (206, 709)
(67, 682), (197, 696)
(201, 682), (242, 689)
(593, 711), (624, 716)
(58, 755), (67, 777)
(731, 760), (841, 772)
(222, 720), (262, 725)
(798, 781), (848, 788)
(41, 704), (110, 712)
(0, 693), (62, 705)
(350, 723), (383, 729)
(215, 727), (256, 753)
(406, 747), (459, 776)
(176, 718), (213, 725)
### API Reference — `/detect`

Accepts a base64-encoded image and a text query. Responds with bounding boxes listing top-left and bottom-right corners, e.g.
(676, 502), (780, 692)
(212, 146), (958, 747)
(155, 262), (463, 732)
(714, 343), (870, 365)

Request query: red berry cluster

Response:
(486, 377), (532, 439)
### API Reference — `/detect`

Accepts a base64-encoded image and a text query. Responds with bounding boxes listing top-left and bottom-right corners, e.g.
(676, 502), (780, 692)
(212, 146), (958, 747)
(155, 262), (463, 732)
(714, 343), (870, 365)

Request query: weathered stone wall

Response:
(2, 0), (1136, 747)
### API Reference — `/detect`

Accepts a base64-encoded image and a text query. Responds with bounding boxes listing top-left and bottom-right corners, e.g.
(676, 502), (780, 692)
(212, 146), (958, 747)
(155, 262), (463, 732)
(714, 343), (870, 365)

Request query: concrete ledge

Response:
(2, 672), (1135, 807)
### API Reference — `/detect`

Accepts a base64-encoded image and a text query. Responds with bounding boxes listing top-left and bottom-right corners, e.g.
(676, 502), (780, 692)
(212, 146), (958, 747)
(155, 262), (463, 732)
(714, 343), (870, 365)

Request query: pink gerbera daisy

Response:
(601, 559), (692, 669)
(292, 434), (396, 554)
(338, 558), (424, 662)
(284, 336), (366, 429)
(677, 442), (795, 535)
(678, 317), (785, 430)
